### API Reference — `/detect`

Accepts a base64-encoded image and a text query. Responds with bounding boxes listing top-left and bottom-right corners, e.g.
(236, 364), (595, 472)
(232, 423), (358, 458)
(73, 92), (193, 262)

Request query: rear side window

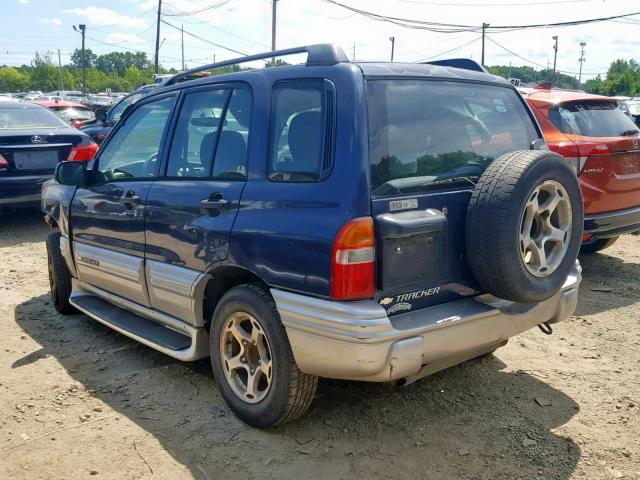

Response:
(268, 80), (333, 182)
(367, 80), (538, 196)
(548, 100), (639, 137)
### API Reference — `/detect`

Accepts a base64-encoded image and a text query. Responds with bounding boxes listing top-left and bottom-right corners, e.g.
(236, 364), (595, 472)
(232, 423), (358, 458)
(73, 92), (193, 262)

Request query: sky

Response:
(1, 0), (639, 81)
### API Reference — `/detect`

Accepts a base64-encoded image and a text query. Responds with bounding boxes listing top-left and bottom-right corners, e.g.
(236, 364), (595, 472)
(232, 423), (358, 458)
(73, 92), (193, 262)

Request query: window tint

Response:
(269, 80), (328, 182)
(166, 89), (229, 178)
(548, 100), (639, 137)
(367, 80), (538, 196)
(212, 89), (251, 179)
(97, 96), (174, 181)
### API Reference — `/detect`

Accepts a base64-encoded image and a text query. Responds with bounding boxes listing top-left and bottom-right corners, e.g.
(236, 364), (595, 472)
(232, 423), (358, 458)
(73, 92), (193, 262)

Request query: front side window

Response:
(367, 80), (538, 196)
(268, 80), (330, 182)
(108, 93), (143, 123)
(548, 100), (639, 137)
(96, 96), (174, 181)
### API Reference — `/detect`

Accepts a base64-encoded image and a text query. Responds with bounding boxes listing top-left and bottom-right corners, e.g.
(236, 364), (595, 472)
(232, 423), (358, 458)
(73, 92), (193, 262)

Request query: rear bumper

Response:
(273, 262), (581, 383)
(0, 174), (51, 207)
(583, 205), (640, 242)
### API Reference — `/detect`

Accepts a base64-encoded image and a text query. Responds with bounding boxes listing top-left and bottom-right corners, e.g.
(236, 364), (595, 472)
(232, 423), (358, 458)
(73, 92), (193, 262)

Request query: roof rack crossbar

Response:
(164, 43), (349, 86)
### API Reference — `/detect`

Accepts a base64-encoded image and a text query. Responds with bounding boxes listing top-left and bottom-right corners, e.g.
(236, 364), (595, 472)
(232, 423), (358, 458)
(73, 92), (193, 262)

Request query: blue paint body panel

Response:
(42, 56), (542, 310)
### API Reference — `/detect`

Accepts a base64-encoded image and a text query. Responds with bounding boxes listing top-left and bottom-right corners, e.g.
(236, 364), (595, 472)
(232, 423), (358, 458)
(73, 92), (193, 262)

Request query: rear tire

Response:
(580, 236), (618, 254)
(46, 232), (77, 315)
(209, 283), (317, 428)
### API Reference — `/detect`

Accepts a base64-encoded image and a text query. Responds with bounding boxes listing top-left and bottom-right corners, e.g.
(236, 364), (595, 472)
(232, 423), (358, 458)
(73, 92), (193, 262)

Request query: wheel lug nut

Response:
(241, 357), (246, 362)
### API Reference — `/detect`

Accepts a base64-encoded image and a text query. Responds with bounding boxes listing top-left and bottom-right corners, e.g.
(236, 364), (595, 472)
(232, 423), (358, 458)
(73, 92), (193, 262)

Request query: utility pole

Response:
(352, 42), (356, 61)
(578, 41), (586, 85)
(57, 49), (63, 91)
(73, 25), (87, 96)
(271, 0), (277, 65)
(181, 24), (185, 71)
(481, 23), (489, 67)
(154, 0), (162, 74)
(389, 36), (395, 62)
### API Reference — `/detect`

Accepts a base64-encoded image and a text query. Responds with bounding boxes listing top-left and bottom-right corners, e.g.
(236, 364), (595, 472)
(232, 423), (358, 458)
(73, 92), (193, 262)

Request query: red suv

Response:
(521, 87), (640, 252)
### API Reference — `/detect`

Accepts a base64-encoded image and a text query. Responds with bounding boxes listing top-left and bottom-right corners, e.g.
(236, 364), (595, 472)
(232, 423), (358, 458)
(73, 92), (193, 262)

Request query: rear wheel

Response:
(46, 232), (76, 315)
(209, 284), (317, 428)
(580, 236), (619, 254)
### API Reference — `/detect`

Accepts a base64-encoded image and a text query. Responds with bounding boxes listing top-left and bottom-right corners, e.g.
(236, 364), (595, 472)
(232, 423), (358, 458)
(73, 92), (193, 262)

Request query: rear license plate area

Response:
(13, 150), (60, 170)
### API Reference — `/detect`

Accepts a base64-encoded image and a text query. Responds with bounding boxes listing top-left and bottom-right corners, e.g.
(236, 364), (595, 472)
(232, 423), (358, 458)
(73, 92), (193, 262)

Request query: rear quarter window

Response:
(548, 100), (639, 137)
(367, 80), (538, 196)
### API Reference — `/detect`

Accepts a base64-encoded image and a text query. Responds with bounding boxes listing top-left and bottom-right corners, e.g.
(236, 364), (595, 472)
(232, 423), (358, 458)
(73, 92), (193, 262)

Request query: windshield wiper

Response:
(620, 129), (639, 136)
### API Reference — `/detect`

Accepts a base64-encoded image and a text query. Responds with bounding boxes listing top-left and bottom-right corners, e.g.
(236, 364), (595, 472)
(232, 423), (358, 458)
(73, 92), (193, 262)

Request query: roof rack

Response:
(422, 58), (486, 73)
(163, 44), (350, 87)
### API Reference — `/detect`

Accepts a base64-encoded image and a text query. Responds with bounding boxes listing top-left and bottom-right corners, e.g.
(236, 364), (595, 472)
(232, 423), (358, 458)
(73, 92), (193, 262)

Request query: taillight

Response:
(547, 141), (609, 175)
(0, 154), (8, 167)
(331, 217), (375, 300)
(68, 144), (98, 161)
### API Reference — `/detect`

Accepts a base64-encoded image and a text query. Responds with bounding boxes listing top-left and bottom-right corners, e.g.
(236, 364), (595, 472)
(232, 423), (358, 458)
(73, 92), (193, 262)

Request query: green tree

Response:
(0, 67), (30, 91)
(70, 48), (98, 68)
(95, 51), (152, 76)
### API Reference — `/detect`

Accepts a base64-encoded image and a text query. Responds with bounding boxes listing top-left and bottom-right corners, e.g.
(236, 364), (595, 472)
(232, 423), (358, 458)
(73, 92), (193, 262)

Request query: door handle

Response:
(119, 190), (141, 207)
(200, 193), (229, 213)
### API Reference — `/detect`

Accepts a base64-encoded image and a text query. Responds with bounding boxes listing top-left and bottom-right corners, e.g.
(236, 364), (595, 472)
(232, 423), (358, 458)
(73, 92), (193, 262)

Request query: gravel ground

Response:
(0, 209), (638, 480)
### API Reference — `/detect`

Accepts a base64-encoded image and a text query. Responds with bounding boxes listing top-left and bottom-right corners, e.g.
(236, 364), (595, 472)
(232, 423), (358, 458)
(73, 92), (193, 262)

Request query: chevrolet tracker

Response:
(42, 44), (583, 428)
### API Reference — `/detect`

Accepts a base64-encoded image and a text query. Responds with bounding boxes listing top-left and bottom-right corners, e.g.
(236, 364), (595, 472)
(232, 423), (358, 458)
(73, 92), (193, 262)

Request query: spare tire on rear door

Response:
(465, 150), (583, 303)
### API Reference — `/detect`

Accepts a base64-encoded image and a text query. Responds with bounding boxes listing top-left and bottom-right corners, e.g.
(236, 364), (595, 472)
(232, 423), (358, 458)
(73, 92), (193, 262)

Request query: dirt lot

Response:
(0, 209), (638, 480)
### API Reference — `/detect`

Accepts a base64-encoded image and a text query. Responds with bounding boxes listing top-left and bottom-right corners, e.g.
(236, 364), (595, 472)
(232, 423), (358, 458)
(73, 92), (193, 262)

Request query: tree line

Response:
(0, 49), (167, 93)
(2, 49), (639, 97)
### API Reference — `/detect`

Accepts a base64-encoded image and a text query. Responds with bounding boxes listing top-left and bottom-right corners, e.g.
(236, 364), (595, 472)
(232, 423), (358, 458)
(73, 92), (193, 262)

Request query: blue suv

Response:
(43, 44), (583, 428)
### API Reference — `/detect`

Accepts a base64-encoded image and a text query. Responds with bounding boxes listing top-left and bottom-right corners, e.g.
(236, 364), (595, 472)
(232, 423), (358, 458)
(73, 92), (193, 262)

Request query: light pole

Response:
(73, 24), (86, 96)
(552, 36), (558, 75)
(389, 36), (395, 62)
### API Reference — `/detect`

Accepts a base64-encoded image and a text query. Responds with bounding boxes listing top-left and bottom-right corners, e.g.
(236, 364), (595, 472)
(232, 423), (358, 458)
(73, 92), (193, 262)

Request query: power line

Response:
(321, 0), (640, 33)
(160, 19), (248, 56)
(162, 0), (230, 16)
(418, 35), (482, 62)
(485, 35), (606, 76)
(388, 0), (595, 6)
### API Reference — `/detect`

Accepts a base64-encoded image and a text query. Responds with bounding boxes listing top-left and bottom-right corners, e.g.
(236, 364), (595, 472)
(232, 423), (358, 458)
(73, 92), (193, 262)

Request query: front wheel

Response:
(209, 284), (317, 428)
(580, 236), (618, 254)
(46, 232), (77, 315)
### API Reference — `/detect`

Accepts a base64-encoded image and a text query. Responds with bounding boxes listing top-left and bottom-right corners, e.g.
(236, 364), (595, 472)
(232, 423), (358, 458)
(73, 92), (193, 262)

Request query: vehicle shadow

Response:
(0, 208), (48, 248)
(13, 293), (581, 480)
(576, 250), (640, 316)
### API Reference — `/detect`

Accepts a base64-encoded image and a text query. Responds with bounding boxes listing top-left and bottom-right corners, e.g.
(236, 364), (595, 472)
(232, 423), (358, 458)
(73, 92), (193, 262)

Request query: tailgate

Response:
(580, 137), (640, 214)
(365, 78), (540, 314)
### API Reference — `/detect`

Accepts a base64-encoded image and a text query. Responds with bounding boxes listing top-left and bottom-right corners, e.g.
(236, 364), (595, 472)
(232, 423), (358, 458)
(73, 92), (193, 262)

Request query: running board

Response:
(69, 279), (209, 361)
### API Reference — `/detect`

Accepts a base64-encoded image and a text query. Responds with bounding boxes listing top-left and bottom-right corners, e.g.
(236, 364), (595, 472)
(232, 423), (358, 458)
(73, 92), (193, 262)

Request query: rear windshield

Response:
(549, 100), (639, 137)
(53, 107), (95, 121)
(0, 106), (69, 129)
(367, 80), (538, 196)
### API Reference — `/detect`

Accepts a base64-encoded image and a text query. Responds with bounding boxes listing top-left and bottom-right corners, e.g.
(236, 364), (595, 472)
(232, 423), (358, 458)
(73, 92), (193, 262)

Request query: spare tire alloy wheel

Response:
(519, 180), (572, 277)
(220, 312), (273, 403)
(465, 150), (583, 304)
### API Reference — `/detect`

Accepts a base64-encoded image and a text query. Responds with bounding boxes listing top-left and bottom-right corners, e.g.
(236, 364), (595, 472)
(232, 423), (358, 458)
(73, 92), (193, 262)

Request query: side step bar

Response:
(69, 279), (209, 361)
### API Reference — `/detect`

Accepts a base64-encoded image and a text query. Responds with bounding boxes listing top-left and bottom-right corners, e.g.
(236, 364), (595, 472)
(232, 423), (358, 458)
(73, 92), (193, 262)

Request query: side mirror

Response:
(55, 161), (88, 187)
